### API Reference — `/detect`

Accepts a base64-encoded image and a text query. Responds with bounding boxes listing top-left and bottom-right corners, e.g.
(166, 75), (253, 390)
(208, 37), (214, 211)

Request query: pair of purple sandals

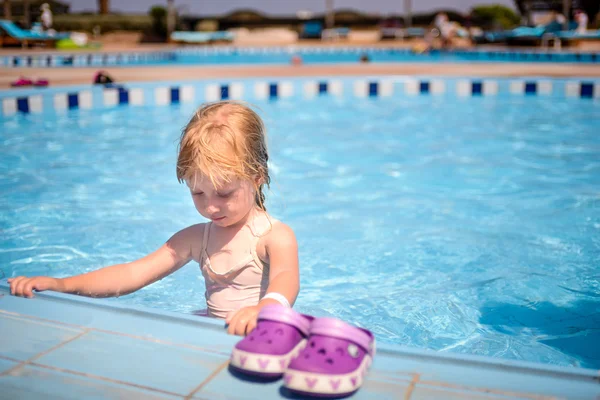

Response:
(230, 305), (375, 397)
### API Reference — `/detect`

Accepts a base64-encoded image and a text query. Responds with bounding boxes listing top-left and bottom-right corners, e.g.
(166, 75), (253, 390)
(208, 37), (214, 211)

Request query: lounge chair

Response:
(484, 21), (570, 44)
(170, 31), (234, 44)
(0, 19), (69, 47)
(301, 21), (323, 39)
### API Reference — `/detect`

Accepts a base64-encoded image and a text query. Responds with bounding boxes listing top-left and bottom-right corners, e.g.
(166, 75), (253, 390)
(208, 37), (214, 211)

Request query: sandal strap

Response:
(309, 317), (374, 354)
(258, 305), (312, 336)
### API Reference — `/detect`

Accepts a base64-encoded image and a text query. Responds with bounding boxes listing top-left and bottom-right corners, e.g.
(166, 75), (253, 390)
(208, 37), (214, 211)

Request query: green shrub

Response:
(471, 5), (521, 30)
(53, 14), (152, 33)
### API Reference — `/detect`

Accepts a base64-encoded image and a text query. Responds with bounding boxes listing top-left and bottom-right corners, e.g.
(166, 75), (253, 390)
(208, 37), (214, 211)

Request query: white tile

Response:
(457, 80), (471, 97)
(483, 81), (498, 96)
(229, 83), (243, 100)
(353, 81), (368, 97)
(254, 82), (269, 100)
(28, 95), (43, 113)
(594, 83), (600, 99)
(379, 80), (393, 96)
(154, 87), (170, 105)
(181, 85), (194, 102)
(205, 84), (220, 102)
(404, 79), (419, 95)
(538, 80), (553, 95)
(2, 98), (17, 116)
(103, 89), (119, 106)
(329, 80), (343, 96)
(430, 80), (445, 95)
(565, 82), (580, 97)
(510, 81), (525, 95)
(279, 81), (293, 98)
(303, 81), (317, 98)
(53, 93), (68, 110)
(78, 91), (92, 109)
(129, 88), (144, 105)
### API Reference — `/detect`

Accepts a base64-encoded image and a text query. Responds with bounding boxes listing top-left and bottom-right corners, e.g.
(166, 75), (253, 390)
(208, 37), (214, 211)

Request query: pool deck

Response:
(1, 283), (599, 399)
(2, 63), (600, 89)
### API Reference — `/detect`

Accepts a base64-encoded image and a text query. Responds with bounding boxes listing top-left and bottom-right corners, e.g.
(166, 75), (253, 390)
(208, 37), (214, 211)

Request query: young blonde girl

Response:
(8, 101), (300, 336)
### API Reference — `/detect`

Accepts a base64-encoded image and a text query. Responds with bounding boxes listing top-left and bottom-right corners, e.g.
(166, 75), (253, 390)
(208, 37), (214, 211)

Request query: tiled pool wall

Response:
(1, 46), (599, 67)
(1, 76), (599, 118)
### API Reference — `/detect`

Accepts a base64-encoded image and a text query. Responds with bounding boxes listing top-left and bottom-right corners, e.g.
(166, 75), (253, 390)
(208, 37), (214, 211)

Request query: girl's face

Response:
(187, 174), (257, 228)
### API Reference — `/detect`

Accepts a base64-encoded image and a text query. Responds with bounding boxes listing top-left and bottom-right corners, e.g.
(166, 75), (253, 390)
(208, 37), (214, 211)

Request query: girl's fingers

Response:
(245, 318), (257, 335)
(225, 310), (235, 325)
(227, 311), (241, 335)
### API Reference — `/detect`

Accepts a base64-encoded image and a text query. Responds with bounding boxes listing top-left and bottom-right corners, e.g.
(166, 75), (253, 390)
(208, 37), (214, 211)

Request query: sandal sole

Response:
(284, 354), (372, 397)
(230, 339), (307, 377)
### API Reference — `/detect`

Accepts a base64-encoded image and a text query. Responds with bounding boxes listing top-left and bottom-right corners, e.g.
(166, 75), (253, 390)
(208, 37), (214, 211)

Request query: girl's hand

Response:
(7, 276), (63, 298)
(226, 305), (260, 336)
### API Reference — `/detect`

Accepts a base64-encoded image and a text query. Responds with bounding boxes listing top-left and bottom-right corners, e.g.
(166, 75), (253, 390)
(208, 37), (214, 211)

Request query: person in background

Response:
(40, 3), (53, 31)
(575, 10), (588, 34)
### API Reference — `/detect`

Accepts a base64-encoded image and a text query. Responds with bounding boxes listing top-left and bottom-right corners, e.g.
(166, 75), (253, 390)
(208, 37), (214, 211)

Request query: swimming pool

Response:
(1, 79), (599, 370)
(2, 47), (599, 68)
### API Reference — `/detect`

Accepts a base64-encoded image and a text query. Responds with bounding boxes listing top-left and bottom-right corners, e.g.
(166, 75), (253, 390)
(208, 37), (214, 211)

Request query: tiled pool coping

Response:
(1, 76), (599, 118)
(1, 282), (599, 399)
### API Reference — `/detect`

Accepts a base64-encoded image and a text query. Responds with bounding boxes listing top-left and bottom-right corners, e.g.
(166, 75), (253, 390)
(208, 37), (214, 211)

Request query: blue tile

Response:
(0, 288), (235, 355)
(200, 364), (411, 399)
(580, 83), (593, 98)
(16, 98), (29, 113)
(220, 85), (229, 100)
(420, 81), (430, 94)
(369, 82), (378, 97)
(0, 314), (84, 361)
(269, 83), (278, 99)
(170, 87), (180, 104)
(471, 82), (483, 95)
(318, 82), (328, 94)
(525, 82), (537, 94)
(67, 93), (79, 109)
(0, 365), (179, 399)
(36, 331), (228, 396)
(118, 89), (129, 104)
(0, 357), (18, 374)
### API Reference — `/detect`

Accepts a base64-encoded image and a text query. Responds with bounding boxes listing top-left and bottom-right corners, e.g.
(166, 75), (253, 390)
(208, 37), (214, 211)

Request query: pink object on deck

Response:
(10, 77), (33, 87)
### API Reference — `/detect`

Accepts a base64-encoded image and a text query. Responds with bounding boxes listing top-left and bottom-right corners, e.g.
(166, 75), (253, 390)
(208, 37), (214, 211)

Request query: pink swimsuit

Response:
(200, 216), (273, 318)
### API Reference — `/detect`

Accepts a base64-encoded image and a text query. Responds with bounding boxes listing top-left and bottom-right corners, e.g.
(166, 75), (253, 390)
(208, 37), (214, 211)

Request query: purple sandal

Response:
(230, 305), (313, 377)
(283, 317), (375, 397)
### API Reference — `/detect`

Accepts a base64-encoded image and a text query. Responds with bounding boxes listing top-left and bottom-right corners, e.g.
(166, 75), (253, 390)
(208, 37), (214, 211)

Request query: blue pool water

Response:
(1, 95), (599, 369)
(5, 48), (599, 68)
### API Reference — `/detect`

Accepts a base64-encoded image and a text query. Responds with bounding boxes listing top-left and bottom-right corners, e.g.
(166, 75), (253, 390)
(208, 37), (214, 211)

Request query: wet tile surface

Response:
(1, 284), (600, 400)
(0, 313), (85, 361)
(0, 365), (180, 399)
(35, 331), (228, 396)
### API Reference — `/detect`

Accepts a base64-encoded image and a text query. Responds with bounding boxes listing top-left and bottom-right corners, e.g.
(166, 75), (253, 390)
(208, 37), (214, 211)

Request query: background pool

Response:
(1, 94), (599, 369)
(4, 47), (599, 68)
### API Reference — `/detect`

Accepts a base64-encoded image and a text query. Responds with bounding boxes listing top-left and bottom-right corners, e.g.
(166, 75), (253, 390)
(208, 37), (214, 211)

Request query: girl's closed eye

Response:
(217, 191), (233, 198)
(193, 191), (204, 196)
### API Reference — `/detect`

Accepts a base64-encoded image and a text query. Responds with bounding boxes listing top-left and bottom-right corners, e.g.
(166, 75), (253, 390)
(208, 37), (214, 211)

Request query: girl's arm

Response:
(8, 224), (204, 298)
(226, 222), (299, 335)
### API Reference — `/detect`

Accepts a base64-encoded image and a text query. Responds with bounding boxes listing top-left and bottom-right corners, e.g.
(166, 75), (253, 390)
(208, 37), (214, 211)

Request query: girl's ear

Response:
(254, 174), (264, 186)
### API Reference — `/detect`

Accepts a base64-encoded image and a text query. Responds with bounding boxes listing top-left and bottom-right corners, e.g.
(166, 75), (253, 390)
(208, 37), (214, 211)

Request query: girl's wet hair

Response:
(176, 101), (270, 210)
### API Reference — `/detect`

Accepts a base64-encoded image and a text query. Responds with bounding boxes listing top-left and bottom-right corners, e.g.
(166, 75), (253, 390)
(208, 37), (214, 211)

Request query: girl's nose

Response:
(205, 202), (220, 214)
